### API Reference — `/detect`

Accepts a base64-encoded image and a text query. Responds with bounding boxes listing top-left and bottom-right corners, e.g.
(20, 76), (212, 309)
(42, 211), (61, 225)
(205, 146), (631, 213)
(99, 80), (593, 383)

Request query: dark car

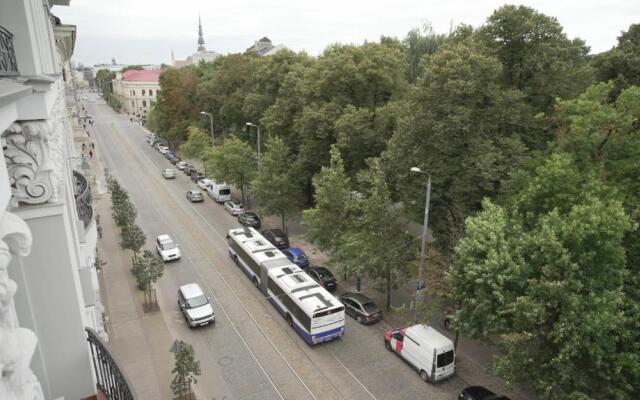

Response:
(169, 157), (180, 165)
(458, 386), (511, 400)
(238, 212), (261, 229)
(190, 171), (204, 182)
(306, 266), (337, 292)
(261, 229), (289, 250)
(339, 292), (382, 324)
(183, 165), (195, 175)
(165, 151), (176, 160)
(282, 247), (310, 269)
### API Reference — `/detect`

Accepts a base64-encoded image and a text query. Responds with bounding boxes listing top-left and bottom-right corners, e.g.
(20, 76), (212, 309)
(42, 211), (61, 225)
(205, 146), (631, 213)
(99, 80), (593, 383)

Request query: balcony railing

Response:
(73, 170), (93, 229)
(0, 26), (19, 76)
(86, 328), (136, 400)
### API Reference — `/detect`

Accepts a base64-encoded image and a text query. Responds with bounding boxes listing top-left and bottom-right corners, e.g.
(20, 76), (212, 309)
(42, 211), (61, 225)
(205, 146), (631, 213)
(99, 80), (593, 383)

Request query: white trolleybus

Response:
(227, 227), (345, 345)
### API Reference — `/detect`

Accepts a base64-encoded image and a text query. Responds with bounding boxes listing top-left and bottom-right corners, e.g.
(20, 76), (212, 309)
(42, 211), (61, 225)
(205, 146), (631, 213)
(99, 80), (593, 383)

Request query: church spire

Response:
(197, 14), (206, 52)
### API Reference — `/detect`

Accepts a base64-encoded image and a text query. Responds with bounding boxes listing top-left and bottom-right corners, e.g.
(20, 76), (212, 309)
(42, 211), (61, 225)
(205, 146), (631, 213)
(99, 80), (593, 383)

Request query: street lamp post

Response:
(410, 166), (431, 323)
(246, 122), (261, 172)
(200, 111), (214, 145)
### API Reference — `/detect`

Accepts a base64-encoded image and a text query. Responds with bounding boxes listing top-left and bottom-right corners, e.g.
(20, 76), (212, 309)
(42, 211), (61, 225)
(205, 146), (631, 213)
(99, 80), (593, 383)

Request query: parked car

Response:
(161, 168), (175, 179)
(306, 266), (337, 291)
(384, 324), (456, 383)
(197, 178), (213, 190)
(158, 146), (170, 154)
(155, 234), (180, 262)
(237, 211), (261, 229)
(190, 171), (204, 182)
(261, 228), (289, 249)
(224, 200), (244, 215)
(169, 157), (180, 165)
(207, 182), (232, 203)
(183, 165), (196, 175)
(282, 247), (310, 269)
(176, 161), (188, 170)
(178, 283), (215, 327)
(186, 190), (204, 202)
(340, 292), (383, 324)
(458, 386), (511, 400)
(165, 151), (176, 160)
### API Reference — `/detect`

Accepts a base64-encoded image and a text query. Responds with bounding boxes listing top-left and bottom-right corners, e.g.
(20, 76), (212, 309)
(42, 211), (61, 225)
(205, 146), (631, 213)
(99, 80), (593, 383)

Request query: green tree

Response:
(132, 250), (164, 295)
(448, 154), (635, 399)
(477, 5), (593, 114)
(384, 42), (529, 252)
(179, 125), (212, 173)
(120, 222), (146, 264)
(251, 136), (301, 230)
(592, 24), (640, 98)
(403, 24), (449, 82)
(204, 136), (256, 204)
(120, 65), (144, 73)
(171, 340), (201, 400)
(333, 159), (413, 310)
(302, 145), (352, 251)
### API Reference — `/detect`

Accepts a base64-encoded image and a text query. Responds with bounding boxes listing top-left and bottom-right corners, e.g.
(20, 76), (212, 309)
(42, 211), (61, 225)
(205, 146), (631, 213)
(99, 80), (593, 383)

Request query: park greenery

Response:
(141, 5), (639, 399)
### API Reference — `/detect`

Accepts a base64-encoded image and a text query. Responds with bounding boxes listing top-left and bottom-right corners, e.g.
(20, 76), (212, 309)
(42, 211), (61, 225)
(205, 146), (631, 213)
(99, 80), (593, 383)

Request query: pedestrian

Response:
(91, 142), (95, 149)
(89, 150), (93, 158)
(81, 143), (86, 150)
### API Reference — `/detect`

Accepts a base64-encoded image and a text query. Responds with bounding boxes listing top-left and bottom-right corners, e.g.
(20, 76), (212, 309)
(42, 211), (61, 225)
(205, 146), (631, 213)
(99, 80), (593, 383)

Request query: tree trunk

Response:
(386, 268), (392, 311)
(281, 213), (286, 232)
(202, 157), (206, 176)
(240, 174), (245, 205)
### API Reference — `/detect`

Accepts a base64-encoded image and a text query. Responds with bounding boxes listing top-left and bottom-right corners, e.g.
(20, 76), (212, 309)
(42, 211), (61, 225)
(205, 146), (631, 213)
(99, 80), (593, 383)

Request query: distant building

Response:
(246, 36), (289, 56)
(112, 69), (162, 117)
(93, 62), (127, 73)
(172, 15), (221, 67)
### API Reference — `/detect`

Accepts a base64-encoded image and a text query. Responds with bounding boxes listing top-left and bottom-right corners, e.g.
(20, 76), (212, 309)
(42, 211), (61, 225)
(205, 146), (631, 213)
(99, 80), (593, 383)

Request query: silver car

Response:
(186, 190), (204, 202)
(224, 200), (244, 215)
(162, 168), (175, 179)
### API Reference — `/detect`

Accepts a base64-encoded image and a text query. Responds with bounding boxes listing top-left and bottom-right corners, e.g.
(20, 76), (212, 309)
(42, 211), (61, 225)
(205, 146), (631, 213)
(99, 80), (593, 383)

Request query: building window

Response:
(149, 89), (153, 96)
(143, 100), (147, 107)
(142, 89), (146, 96)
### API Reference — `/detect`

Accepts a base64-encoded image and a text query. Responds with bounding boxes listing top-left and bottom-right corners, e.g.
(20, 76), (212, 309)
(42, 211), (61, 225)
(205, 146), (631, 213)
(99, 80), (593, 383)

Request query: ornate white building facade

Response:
(0, 1), (133, 399)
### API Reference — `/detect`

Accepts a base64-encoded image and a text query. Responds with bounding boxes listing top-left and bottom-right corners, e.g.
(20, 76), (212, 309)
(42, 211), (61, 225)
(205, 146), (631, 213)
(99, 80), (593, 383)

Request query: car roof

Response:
(266, 228), (285, 236)
(285, 247), (305, 256)
(309, 265), (332, 275)
(463, 386), (496, 399)
(157, 234), (173, 242)
(243, 212), (258, 217)
(179, 283), (204, 298)
(189, 190), (202, 194)
(342, 292), (373, 304)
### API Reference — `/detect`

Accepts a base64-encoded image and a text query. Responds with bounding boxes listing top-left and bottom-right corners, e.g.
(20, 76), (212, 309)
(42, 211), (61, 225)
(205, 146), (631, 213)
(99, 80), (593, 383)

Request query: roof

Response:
(285, 247), (305, 257)
(341, 292), (372, 304)
(157, 234), (173, 243)
(180, 283), (204, 298)
(405, 325), (453, 348)
(259, 36), (272, 43)
(121, 69), (161, 82)
(228, 227), (290, 266)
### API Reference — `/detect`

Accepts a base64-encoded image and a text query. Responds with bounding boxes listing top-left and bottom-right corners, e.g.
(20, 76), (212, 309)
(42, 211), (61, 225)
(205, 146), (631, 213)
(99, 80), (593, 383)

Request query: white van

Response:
(384, 324), (455, 383)
(207, 182), (231, 203)
(178, 283), (215, 327)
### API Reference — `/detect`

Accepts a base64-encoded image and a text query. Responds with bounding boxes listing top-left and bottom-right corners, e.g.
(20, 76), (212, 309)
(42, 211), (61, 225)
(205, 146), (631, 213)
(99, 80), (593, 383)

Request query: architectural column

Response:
(0, 210), (44, 400)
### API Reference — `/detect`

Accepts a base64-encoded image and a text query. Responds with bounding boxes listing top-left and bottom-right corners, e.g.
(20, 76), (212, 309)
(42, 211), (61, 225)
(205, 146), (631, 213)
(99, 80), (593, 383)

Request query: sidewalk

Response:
(87, 120), (174, 399)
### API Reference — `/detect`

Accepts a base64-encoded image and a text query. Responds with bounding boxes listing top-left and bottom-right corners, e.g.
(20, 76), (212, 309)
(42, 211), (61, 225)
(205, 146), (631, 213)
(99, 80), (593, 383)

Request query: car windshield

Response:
(245, 214), (257, 220)
(362, 302), (378, 313)
(317, 268), (334, 280)
(220, 189), (231, 195)
(295, 255), (307, 262)
(162, 242), (176, 250)
(186, 295), (208, 308)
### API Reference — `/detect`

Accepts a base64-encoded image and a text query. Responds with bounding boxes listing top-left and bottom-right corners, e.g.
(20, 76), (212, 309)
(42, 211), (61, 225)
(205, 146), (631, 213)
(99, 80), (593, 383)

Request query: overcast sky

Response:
(54, 0), (639, 67)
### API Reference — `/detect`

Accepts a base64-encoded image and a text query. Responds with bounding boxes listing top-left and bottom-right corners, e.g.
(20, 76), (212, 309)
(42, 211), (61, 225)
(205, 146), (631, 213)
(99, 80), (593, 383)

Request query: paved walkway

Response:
(86, 121), (174, 399)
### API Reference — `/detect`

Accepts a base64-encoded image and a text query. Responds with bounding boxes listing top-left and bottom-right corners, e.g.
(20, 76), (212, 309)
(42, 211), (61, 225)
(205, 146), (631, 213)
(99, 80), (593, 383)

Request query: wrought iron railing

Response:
(73, 170), (93, 229)
(86, 328), (136, 400)
(0, 26), (19, 76)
